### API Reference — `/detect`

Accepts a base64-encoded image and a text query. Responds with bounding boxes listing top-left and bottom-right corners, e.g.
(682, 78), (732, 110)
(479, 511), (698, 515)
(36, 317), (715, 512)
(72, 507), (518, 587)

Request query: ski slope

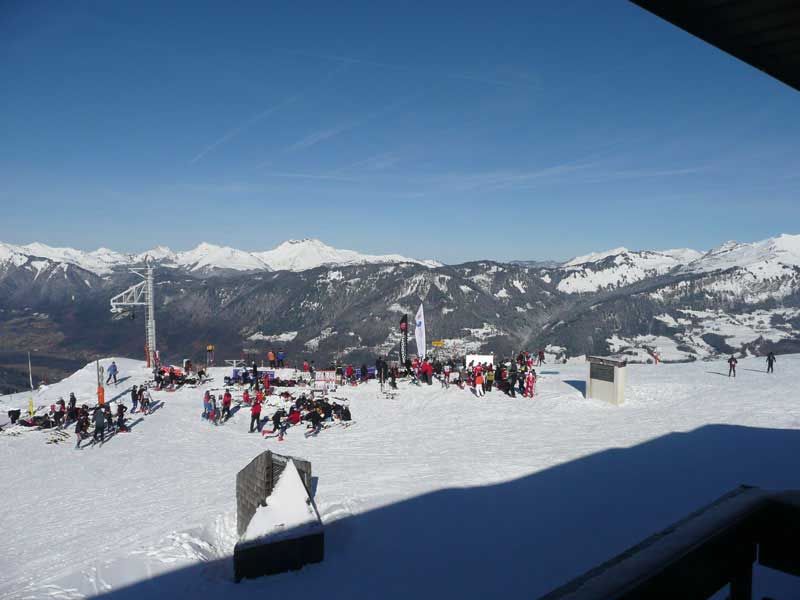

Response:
(1, 356), (800, 599)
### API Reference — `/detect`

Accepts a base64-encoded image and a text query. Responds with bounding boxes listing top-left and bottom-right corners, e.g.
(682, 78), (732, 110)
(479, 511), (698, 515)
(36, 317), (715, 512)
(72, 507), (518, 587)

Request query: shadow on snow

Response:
(563, 379), (586, 397)
(95, 424), (800, 600)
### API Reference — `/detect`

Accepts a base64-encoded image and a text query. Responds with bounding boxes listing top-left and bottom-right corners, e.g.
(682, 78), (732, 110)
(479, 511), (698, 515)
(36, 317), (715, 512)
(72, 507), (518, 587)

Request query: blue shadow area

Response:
(95, 424), (800, 600)
(564, 379), (586, 397)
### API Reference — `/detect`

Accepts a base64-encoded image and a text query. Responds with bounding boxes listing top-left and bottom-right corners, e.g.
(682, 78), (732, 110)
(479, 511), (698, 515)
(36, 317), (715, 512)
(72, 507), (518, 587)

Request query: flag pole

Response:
(28, 351), (35, 418)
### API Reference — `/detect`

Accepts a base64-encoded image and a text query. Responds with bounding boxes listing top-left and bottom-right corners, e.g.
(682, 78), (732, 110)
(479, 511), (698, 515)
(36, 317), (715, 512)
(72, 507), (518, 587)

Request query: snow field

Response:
(1, 355), (799, 598)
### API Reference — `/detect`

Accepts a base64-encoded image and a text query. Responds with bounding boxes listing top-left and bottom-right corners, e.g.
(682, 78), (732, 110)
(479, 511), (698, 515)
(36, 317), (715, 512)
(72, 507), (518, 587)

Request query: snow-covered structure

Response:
(234, 452), (323, 581)
(586, 356), (627, 405)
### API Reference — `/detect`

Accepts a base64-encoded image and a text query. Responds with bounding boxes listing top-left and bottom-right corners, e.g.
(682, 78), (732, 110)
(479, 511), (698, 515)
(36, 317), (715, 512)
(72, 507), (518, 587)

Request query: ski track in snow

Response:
(1, 356), (800, 598)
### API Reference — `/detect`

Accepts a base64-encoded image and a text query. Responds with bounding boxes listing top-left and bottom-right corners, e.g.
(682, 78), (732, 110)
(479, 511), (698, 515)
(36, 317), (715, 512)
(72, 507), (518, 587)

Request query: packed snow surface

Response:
(1, 356), (800, 599)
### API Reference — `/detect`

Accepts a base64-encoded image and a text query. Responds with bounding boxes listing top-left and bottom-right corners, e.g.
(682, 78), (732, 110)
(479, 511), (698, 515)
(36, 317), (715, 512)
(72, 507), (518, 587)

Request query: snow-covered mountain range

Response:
(4, 234), (800, 282)
(0, 238), (441, 275)
(1, 233), (799, 392)
(554, 234), (800, 294)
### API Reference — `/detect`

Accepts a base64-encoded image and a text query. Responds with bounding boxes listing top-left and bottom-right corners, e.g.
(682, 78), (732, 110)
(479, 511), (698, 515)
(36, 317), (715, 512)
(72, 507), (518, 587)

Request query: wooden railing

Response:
(539, 485), (800, 600)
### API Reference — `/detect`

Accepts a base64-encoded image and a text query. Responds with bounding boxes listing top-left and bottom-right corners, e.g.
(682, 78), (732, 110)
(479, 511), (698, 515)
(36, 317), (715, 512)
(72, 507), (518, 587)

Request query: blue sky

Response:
(1, 1), (798, 263)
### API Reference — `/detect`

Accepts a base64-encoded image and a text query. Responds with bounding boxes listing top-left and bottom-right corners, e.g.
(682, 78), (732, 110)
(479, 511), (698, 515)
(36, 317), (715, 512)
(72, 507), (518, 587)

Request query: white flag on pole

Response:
(414, 303), (426, 359)
(28, 352), (33, 391)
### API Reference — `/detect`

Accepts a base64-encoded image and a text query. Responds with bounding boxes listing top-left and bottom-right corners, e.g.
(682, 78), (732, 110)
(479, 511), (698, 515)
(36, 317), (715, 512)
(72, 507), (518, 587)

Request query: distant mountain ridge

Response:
(0, 238), (441, 275)
(1, 233), (799, 393)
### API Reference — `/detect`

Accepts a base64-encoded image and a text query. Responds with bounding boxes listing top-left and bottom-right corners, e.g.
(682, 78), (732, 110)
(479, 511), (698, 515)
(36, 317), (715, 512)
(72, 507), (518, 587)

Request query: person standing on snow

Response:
(93, 406), (106, 443)
(75, 412), (88, 448)
(277, 349), (286, 368)
(103, 404), (113, 433)
(767, 352), (777, 374)
(474, 372), (485, 397)
(442, 363), (451, 388)
(249, 397), (262, 432)
(508, 363), (518, 398)
(524, 370), (537, 398)
(486, 366), (494, 393)
(106, 361), (118, 385)
(728, 355), (738, 378)
(130, 385), (139, 413)
(251, 361), (259, 391)
(221, 389), (232, 422)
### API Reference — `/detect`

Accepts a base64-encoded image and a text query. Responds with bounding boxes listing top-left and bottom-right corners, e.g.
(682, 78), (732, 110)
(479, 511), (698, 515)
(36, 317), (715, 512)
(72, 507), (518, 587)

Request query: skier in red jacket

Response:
(222, 390), (232, 421)
(421, 360), (434, 385)
(524, 370), (537, 398)
(250, 399), (262, 432)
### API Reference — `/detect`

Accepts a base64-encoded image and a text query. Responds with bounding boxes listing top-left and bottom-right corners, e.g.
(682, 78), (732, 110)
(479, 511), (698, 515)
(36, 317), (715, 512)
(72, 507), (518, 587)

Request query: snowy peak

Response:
(173, 242), (269, 273)
(660, 248), (704, 263)
(0, 239), (440, 275)
(684, 234), (800, 276)
(556, 247), (695, 294)
(18, 242), (130, 275)
(564, 247), (630, 267)
(135, 245), (176, 263)
(253, 238), (441, 271)
(0, 242), (30, 269)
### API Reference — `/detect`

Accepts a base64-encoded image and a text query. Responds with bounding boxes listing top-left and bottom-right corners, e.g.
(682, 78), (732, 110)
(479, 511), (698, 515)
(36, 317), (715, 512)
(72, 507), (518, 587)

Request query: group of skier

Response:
(265, 349), (287, 368)
(727, 351), (777, 377)
(49, 383), (158, 448)
(72, 398), (130, 448)
(199, 385), (352, 440)
(129, 385), (154, 414)
(461, 359), (538, 398)
(262, 393), (352, 440)
(202, 389), (235, 425)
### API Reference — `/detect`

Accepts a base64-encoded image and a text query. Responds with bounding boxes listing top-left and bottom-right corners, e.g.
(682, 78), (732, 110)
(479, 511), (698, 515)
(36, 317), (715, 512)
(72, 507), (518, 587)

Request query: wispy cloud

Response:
(420, 161), (601, 194)
(284, 93), (422, 153)
(286, 124), (354, 152)
(189, 63), (349, 164)
(332, 151), (400, 173)
(169, 182), (265, 194)
(189, 95), (301, 164)
(287, 50), (540, 90)
(258, 171), (361, 182)
(581, 165), (709, 183)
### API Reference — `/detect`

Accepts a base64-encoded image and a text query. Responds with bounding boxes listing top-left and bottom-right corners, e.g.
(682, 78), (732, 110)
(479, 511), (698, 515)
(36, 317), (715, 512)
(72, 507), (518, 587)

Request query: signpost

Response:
(206, 344), (215, 367)
(96, 359), (105, 406)
(586, 356), (627, 405)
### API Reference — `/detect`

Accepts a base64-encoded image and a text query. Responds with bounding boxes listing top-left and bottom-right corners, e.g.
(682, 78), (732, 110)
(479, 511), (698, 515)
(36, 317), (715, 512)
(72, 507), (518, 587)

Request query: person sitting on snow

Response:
(288, 406), (302, 425)
(116, 403), (128, 431)
(305, 407), (324, 434)
(267, 408), (287, 436)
